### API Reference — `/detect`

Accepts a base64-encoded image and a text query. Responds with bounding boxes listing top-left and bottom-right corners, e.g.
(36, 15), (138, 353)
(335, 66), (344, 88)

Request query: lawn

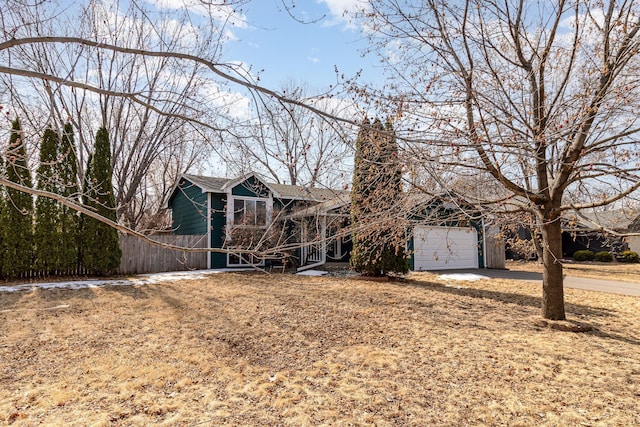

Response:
(1, 272), (639, 426)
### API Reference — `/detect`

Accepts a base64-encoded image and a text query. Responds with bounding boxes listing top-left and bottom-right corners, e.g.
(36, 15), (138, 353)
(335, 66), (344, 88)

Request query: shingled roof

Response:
(181, 173), (345, 202)
(181, 174), (230, 192)
(565, 208), (640, 232)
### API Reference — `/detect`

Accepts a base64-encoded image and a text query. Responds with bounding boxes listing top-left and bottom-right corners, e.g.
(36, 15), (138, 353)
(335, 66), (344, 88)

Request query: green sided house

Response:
(167, 173), (351, 270)
(167, 173), (487, 271)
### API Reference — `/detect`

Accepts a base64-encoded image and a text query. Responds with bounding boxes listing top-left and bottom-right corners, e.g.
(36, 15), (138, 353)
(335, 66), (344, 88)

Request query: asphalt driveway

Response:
(440, 269), (640, 297)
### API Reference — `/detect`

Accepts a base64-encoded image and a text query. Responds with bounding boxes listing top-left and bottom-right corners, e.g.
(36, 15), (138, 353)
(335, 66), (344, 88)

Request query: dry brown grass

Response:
(507, 260), (640, 283)
(1, 272), (639, 426)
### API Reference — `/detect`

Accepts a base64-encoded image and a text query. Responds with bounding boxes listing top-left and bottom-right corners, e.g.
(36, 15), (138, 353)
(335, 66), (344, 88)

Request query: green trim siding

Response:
(170, 179), (208, 235)
(210, 193), (227, 269)
(407, 234), (415, 270)
(231, 176), (270, 197)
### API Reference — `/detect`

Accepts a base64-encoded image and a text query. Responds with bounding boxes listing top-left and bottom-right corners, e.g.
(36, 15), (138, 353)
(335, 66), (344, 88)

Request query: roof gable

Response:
(221, 172), (280, 198)
(169, 173), (346, 205)
(182, 174), (231, 192)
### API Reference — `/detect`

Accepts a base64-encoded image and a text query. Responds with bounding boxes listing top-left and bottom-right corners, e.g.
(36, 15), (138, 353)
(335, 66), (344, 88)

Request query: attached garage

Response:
(412, 226), (480, 270)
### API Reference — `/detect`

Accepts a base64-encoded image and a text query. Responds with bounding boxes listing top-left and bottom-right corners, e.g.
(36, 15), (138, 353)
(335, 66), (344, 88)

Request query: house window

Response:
(228, 252), (264, 266)
(233, 198), (267, 227)
(226, 195), (270, 267)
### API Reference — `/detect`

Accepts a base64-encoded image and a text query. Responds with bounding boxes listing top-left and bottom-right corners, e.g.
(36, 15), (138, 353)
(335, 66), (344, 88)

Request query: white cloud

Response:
(89, 2), (203, 49)
(305, 94), (362, 125)
(319, 0), (365, 17)
(317, 0), (368, 27)
(145, 0), (248, 28)
(559, 7), (605, 30)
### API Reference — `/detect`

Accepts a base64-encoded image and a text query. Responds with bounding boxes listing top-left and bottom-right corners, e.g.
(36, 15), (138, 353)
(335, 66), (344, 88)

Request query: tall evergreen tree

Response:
(58, 123), (80, 271)
(350, 117), (408, 276)
(0, 118), (34, 277)
(34, 127), (62, 272)
(81, 127), (121, 274)
(0, 149), (5, 277)
(78, 152), (92, 271)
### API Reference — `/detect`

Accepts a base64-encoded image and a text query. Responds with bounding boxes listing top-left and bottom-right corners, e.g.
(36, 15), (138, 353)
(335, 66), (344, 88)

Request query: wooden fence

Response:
(484, 226), (506, 269)
(117, 234), (208, 275)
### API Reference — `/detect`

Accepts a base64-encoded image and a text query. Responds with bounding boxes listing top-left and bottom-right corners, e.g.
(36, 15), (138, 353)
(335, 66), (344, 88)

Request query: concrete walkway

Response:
(440, 269), (640, 297)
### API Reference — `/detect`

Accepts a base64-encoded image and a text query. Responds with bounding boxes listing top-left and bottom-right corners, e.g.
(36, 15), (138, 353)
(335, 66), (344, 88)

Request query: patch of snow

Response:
(0, 270), (222, 293)
(438, 273), (489, 281)
(296, 270), (329, 276)
(137, 270), (217, 284)
(42, 304), (71, 310)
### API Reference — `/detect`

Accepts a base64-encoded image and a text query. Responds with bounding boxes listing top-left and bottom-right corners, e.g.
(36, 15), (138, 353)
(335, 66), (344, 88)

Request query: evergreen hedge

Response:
(0, 119), (121, 278)
(594, 251), (613, 262)
(0, 152), (5, 277)
(618, 250), (639, 263)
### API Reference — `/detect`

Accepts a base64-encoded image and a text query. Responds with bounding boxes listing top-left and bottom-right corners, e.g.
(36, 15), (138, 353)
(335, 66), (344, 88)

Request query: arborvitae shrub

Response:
(350, 117), (408, 276)
(0, 118), (34, 277)
(573, 250), (594, 261)
(81, 127), (121, 274)
(58, 122), (81, 271)
(594, 251), (613, 262)
(618, 250), (639, 263)
(34, 127), (62, 272)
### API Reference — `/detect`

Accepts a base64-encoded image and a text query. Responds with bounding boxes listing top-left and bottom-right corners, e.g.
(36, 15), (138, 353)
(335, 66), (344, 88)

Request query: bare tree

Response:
(0, 0), (363, 268)
(0, 0), (242, 230)
(222, 80), (354, 188)
(356, 0), (640, 319)
(1, 0), (512, 285)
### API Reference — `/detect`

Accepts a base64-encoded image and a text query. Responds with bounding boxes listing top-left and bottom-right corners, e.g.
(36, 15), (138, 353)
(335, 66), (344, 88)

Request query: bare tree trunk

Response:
(540, 213), (565, 320)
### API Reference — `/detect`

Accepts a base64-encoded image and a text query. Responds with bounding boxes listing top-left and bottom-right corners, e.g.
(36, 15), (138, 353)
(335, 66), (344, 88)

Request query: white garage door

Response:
(413, 226), (478, 270)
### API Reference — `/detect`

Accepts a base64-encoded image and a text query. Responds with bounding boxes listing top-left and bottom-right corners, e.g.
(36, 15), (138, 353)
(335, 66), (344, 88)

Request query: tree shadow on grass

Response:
(587, 329), (640, 346)
(404, 279), (615, 318)
(100, 283), (151, 300)
(403, 279), (640, 346)
(0, 289), (29, 310)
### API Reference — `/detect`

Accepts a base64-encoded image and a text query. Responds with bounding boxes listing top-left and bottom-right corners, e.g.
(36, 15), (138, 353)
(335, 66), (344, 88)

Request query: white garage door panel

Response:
(413, 226), (478, 270)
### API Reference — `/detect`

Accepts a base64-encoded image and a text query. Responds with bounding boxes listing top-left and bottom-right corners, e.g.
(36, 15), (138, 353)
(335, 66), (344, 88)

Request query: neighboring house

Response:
(562, 208), (640, 256)
(507, 209), (640, 259)
(496, 197), (639, 259)
(167, 173), (488, 271)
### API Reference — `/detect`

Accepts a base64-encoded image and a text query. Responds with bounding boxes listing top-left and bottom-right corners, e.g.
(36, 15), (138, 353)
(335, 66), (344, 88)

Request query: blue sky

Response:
(221, 0), (382, 91)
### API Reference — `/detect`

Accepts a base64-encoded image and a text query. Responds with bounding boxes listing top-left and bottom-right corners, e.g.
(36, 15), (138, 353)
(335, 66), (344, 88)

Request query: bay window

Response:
(233, 198), (267, 227)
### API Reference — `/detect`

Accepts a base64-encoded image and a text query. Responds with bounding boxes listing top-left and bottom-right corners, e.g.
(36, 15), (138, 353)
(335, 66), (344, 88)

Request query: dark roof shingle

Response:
(182, 174), (346, 202)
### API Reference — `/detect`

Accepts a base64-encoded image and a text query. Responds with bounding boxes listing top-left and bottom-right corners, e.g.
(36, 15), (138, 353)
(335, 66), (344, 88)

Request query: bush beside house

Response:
(573, 250), (595, 261)
(617, 250), (640, 263)
(594, 251), (613, 262)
